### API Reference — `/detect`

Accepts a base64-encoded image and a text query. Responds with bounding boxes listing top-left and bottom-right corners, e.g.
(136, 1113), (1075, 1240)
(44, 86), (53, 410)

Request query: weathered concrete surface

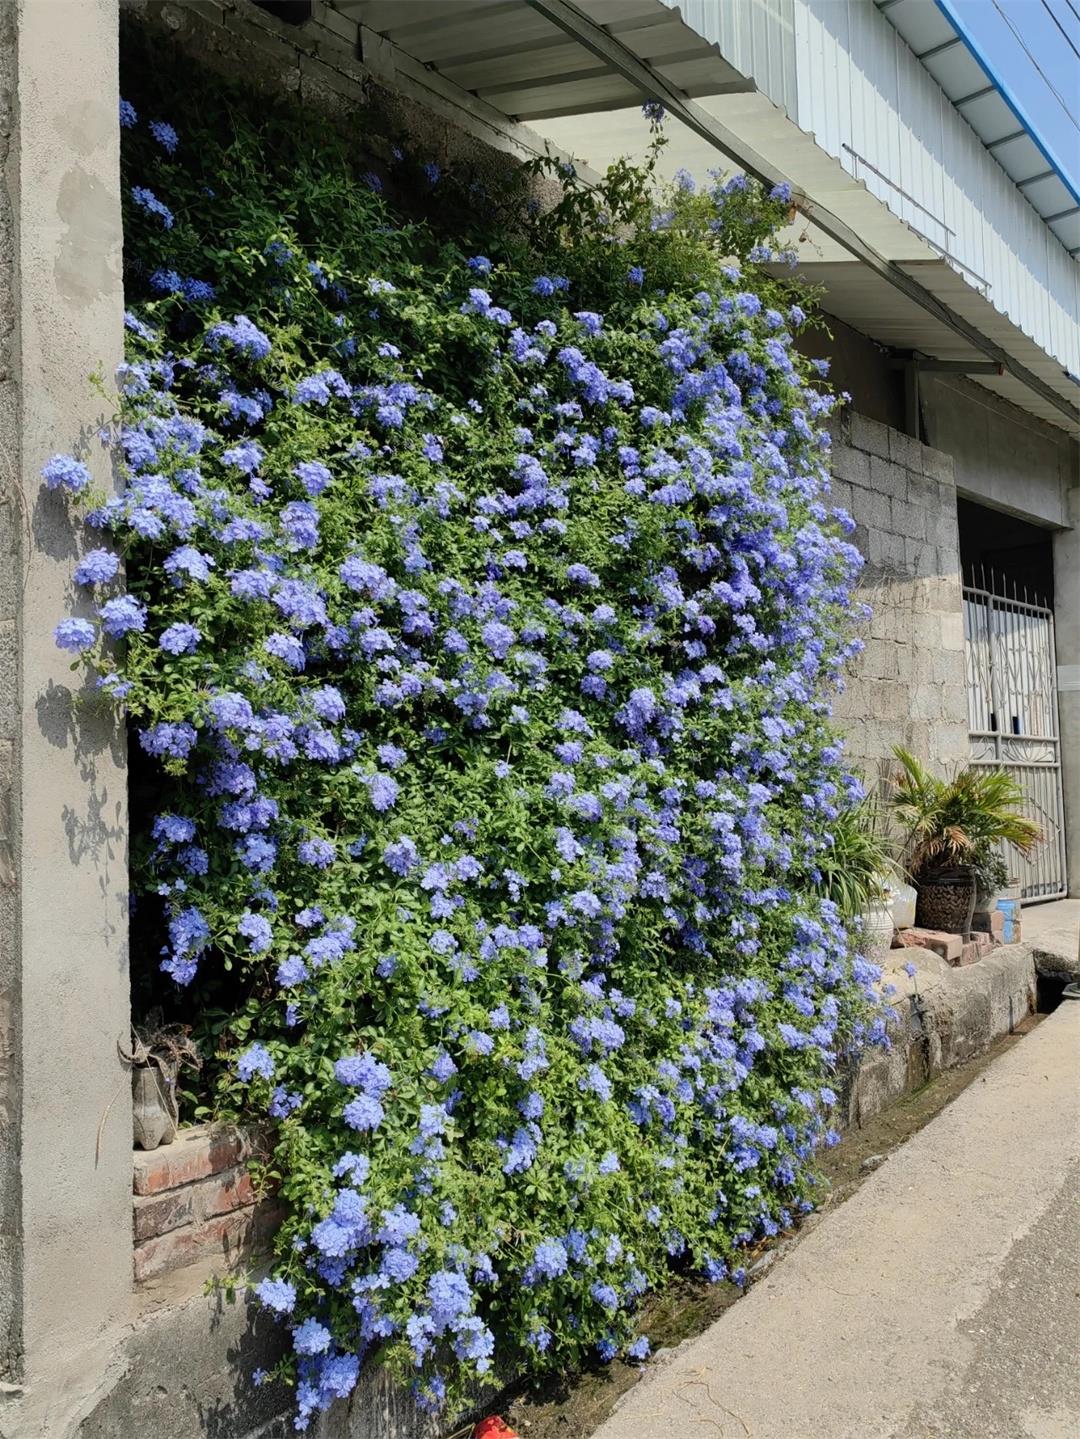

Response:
(77, 1258), (291, 1439)
(0, 0), (130, 1432)
(844, 942), (1035, 1128)
(1022, 898), (1080, 980)
(1055, 474), (1080, 898)
(594, 999), (1080, 1439)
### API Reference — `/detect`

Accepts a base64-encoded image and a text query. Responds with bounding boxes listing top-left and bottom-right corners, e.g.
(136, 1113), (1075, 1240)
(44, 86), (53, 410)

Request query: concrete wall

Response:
(0, 0), (20, 1386)
(1055, 484), (1080, 897)
(829, 412), (969, 784)
(1, 2), (132, 1433)
(921, 373), (1075, 532)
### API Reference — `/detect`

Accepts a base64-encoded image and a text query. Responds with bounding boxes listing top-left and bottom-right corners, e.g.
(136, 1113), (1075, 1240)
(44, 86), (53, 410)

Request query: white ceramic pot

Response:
(861, 901), (895, 966)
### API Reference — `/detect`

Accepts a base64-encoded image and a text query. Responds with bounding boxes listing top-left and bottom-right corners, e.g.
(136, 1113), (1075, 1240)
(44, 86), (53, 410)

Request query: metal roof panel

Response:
(875, 0), (1080, 249)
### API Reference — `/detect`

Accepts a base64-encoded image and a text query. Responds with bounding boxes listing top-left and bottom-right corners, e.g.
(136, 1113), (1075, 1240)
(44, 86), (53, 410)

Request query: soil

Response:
(488, 1014), (1045, 1439)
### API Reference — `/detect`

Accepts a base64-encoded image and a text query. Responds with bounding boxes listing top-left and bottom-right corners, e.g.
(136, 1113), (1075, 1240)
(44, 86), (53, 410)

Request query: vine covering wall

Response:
(49, 47), (880, 1430)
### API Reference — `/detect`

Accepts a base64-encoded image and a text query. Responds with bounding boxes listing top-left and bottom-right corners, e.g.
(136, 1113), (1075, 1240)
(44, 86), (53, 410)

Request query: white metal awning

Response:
(334, 0), (1079, 434)
(875, 0), (1080, 260)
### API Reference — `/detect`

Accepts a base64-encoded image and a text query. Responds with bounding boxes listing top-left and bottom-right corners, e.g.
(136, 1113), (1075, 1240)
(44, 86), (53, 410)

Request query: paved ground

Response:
(593, 999), (1080, 1439)
(1023, 898), (1080, 977)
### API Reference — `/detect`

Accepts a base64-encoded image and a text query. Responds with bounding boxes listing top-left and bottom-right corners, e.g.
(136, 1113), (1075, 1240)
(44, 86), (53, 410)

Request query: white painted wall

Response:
(661, 0), (1080, 378)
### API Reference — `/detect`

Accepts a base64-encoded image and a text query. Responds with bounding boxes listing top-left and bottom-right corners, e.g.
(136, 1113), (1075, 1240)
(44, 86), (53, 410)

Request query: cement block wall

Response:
(829, 412), (969, 783)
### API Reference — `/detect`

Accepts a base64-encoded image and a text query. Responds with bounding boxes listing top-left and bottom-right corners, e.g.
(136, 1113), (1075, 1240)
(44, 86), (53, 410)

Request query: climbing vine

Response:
(50, 48), (880, 1429)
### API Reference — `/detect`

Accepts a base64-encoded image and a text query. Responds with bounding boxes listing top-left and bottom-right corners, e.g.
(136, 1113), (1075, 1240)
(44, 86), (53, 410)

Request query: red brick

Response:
(957, 937), (991, 966)
(133, 1124), (250, 1196)
(972, 909), (1005, 938)
(133, 1187), (195, 1243)
(192, 1167), (256, 1221)
(896, 928), (962, 963)
(134, 1208), (256, 1283)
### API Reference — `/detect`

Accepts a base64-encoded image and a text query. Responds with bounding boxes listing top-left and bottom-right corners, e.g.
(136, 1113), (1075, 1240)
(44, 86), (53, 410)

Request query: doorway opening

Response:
(958, 498), (1066, 901)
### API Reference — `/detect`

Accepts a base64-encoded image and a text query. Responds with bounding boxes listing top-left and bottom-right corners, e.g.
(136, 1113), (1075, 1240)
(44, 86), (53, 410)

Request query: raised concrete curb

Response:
(845, 942), (1035, 1128)
(593, 1000), (1080, 1439)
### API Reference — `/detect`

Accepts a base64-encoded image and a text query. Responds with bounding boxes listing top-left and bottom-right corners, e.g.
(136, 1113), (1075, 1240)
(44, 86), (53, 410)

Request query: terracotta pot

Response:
(132, 1064), (178, 1150)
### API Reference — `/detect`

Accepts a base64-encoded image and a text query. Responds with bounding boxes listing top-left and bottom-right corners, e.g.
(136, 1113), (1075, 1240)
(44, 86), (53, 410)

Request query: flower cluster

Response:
(54, 57), (876, 1430)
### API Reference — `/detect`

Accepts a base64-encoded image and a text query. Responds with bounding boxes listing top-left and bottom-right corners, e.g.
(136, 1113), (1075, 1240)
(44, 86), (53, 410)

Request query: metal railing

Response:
(963, 569), (1067, 902)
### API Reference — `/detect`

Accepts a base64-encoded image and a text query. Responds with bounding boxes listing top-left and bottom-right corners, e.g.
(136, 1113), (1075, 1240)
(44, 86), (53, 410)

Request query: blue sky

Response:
(940, 0), (1080, 200)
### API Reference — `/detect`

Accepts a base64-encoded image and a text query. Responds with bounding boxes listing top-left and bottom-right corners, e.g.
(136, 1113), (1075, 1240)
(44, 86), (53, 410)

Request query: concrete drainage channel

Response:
(500, 940), (1060, 1439)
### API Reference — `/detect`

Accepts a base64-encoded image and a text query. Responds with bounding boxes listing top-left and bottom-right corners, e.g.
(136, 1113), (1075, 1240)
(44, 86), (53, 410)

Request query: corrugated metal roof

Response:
(324, 0), (1077, 432)
(875, 0), (1080, 259)
(341, 0), (752, 119)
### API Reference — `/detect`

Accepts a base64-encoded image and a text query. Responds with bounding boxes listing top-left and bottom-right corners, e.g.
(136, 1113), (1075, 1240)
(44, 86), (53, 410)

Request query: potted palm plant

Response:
(890, 749), (1042, 935)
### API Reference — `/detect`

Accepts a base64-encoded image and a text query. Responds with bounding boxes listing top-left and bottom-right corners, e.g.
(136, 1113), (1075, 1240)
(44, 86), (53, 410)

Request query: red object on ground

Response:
(473, 1419), (519, 1439)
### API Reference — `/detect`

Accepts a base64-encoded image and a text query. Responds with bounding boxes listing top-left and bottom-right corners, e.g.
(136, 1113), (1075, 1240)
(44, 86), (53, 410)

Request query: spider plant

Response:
(814, 799), (897, 921)
(890, 748), (1042, 883)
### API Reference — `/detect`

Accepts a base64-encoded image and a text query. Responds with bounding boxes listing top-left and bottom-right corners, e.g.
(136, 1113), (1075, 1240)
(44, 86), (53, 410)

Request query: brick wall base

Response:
(133, 1125), (280, 1283)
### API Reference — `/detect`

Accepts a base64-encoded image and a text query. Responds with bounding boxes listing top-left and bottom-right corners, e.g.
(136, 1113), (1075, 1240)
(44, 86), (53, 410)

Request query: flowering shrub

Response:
(52, 57), (879, 1429)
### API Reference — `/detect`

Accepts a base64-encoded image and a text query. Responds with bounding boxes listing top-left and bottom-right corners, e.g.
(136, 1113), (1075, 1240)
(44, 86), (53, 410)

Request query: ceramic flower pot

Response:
(915, 867), (976, 935)
(861, 901), (895, 965)
(132, 1064), (178, 1150)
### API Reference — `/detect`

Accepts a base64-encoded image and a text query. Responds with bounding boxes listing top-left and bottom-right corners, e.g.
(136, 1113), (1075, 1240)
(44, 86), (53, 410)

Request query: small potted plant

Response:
(890, 749), (1041, 936)
(125, 1015), (202, 1151)
(814, 798), (897, 963)
(971, 843), (1010, 912)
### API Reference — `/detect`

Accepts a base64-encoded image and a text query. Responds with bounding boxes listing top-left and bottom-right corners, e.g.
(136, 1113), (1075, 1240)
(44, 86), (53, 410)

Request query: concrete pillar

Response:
(1055, 470), (1080, 898)
(1, 0), (131, 1428)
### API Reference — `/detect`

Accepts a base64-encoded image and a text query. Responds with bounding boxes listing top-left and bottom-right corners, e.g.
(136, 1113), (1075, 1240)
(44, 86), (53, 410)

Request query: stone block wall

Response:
(133, 1126), (280, 1283)
(829, 411), (970, 785)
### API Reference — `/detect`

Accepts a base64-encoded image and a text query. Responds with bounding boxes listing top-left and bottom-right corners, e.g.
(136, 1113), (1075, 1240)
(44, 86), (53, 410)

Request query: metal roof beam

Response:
(523, 0), (1078, 428)
(916, 35), (962, 60)
(954, 84), (994, 107)
(1045, 206), (1080, 223)
(1017, 169), (1055, 189)
(986, 128), (1025, 151)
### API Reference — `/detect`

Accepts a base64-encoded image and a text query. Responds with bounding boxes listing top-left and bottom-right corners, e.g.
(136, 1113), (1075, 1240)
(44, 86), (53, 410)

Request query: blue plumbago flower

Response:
(237, 1042), (274, 1082)
(208, 315), (272, 361)
(42, 454), (91, 494)
(63, 96), (879, 1427)
(256, 1276), (296, 1313)
(159, 621), (201, 655)
(54, 618), (96, 653)
(99, 595), (147, 638)
(293, 1318), (332, 1355)
(149, 120), (179, 154)
(294, 460), (332, 496)
(119, 98), (138, 128)
(74, 549), (120, 587)
(130, 185), (174, 228)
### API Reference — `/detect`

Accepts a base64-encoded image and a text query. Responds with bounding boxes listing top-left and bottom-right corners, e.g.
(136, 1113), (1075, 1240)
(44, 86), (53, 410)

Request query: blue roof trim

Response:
(934, 0), (1080, 209)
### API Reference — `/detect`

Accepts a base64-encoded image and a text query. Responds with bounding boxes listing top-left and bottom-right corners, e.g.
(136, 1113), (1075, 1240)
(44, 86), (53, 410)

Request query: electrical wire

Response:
(1039, 0), (1080, 62)
(991, 0), (1078, 128)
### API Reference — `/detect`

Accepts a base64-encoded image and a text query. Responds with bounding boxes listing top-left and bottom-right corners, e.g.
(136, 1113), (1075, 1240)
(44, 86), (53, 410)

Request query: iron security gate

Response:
(963, 571), (1067, 902)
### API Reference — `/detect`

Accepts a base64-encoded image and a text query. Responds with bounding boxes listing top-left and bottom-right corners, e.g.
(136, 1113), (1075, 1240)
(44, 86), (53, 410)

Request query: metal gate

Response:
(963, 571), (1067, 902)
